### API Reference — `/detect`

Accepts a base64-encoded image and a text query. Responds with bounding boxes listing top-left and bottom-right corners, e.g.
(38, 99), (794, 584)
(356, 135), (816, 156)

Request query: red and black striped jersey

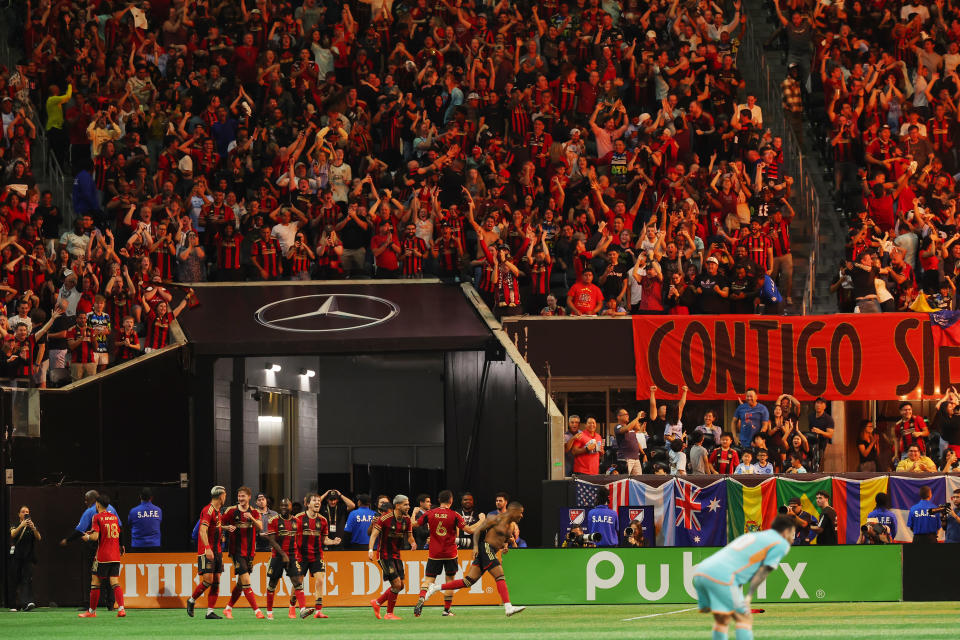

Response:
(295, 512), (329, 562)
(267, 514), (300, 561)
(252, 238), (282, 277)
(765, 219), (791, 257)
(115, 328), (140, 361)
(372, 512), (411, 561)
(222, 505), (261, 559)
(66, 325), (95, 363)
(400, 236), (427, 276)
(529, 261), (552, 295)
(196, 503), (222, 555)
(737, 233), (773, 273)
(145, 310), (174, 350)
(290, 247), (312, 274)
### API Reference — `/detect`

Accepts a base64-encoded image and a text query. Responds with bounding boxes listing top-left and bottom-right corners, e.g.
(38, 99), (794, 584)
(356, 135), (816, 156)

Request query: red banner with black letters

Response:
(632, 314), (956, 401)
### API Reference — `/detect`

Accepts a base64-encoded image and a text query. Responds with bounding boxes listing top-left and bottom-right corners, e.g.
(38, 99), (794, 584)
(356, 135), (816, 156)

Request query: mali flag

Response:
(726, 477), (778, 540)
(776, 477), (832, 544)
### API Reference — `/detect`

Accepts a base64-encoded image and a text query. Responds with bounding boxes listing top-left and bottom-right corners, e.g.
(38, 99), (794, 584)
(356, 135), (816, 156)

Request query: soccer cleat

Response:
(370, 599), (382, 619)
(424, 582), (442, 601)
(186, 598), (196, 617)
(205, 611), (222, 620)
(288, 606), (296, 619)
(117, 608), (126, 618)
(24, 603), (35, 612)
(266, 611), (274, 620)
(413, 596), (425, 617)
(78, 611), (96, 618)
(505, 604), (526, 617)
(254, 609), (265, 619)
(384, 613), (402, 620)
(442, 610), (455, 616)
(223, 608), (233, 619)
(313, 610), (328, 619)
(300, 607), (316, 619)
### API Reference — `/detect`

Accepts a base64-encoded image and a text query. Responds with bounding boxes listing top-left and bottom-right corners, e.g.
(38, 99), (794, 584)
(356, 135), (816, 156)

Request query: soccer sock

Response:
(113, 585), (124, 609)
(495, 577), (511, 605)
(735, 624), (753, 640)
(227, 582), (242, 608)
(441, 579), (466, 590)
(444, 597), (453, 612)
(315, 596), (323, 610)
(190, 581), (208, 601)
(266, 590), (275, 612)
(88, 587), (100, 612)
(207, 583), (219, 612)
(242, 587), (259, 610)
(295, 589), (306, 609)
(376, 589), (390, 605)
(419, 587), (428, 599)
(386, 589), (398, 614)
(712, 622), (729, 640)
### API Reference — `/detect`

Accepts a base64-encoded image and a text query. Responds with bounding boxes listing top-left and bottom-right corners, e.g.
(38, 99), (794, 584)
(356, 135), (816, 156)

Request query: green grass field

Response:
(0, 603), (957, 638)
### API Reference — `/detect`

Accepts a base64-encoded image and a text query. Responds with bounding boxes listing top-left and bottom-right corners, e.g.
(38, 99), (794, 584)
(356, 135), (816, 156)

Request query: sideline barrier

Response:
(119, 550), (500, 608)
(502, 546), (902, 605)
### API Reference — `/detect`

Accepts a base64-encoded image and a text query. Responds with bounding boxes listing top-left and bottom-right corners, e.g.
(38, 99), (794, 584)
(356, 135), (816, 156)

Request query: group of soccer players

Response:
(177, 485), (526, 621)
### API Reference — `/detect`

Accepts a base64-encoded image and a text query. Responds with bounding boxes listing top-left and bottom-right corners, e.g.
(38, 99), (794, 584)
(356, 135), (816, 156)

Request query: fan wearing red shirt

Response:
(565, 416), (605, 474)
(114, 316), (141, 361)
(371, 221), (402, 277)
(264, 498), (315, 620)
(368, 495), (416, 620)
(413, 490), (475, 617)
(251, 226), (284, 280)
(221, 487), (265, 619)
(296, 493), (341, 618)
(186, 485), (227, 619)
(709, 433), (741, 474)
(78, 495), (126, 618)
(567, 268), (604, 315)
(144, 298), (188, 352)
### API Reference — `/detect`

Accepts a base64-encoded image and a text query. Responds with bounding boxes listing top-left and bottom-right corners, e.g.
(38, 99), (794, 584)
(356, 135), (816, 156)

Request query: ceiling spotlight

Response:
(265, 363), (281, 372)
(300, 368), (316, 378)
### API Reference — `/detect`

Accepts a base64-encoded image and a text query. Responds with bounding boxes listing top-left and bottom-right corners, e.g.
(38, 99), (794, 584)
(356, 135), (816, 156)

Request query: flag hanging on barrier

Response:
(888, 475), (947, 542)
(726, 477), (778, 540)
(831, 476), (889, 544)
(665, 478), (728, 546)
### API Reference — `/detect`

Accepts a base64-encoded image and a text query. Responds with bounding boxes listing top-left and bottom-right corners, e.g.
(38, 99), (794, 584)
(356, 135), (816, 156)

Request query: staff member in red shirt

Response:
(567, 268), (604, 315)
(371, 221), (401, 277)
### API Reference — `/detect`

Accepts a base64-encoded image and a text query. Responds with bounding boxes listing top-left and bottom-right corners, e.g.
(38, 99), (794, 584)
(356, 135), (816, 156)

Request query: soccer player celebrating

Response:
(691, 515), (797, 640)
(265, 498), (315, 620)
(424, 501), (526, 617)
(296, 492), (341, 618)
(221, 486), (265, 619)
(186, 485), (226, 619)
(78, 495), (126, 618)
(368, 494), (416, 620)
(413, 490), (476, 617)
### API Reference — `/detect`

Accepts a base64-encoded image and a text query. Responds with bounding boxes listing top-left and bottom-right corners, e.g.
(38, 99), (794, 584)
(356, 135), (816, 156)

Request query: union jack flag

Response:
(674, 481), (703, 531)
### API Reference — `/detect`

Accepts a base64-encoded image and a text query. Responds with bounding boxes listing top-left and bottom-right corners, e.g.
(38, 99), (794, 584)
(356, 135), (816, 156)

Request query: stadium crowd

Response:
(766, 0), (960, 312)
(565, 386), (960, 476)
(0, 0), (797, 386)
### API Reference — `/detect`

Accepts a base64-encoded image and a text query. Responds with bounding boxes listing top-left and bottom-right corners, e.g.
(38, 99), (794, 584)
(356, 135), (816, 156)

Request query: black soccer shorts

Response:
(94, 561), (120, 578)
(472, 543), (501, 573)
(379, 557), (405, 581)
(425, 558), (459, 579)
(232, 555), (255, 576)
(197, 553), (224, 575)
(267, 556), (301, 583)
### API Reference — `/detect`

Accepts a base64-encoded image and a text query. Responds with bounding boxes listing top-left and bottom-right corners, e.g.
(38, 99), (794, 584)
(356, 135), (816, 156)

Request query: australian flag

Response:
(930, 311), (960, 348)
(667, 479), (727, 547)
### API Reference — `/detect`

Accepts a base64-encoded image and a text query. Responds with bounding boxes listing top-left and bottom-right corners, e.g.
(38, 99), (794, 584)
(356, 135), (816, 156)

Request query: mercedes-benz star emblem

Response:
(254, 294), (399, 333)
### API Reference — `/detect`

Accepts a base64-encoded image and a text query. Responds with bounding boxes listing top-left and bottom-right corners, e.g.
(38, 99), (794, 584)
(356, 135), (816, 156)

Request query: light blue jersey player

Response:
(692, 515), (797, 640)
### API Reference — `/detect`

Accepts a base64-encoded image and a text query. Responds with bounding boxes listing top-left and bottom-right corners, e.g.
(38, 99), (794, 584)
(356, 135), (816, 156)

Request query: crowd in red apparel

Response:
(0, 0), (801, 384)
(787, 0), (960, 312)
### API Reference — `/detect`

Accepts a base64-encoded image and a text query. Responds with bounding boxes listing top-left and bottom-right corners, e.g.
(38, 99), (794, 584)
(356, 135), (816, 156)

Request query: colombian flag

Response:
(726, 477), (778, 540)
(831, 476), (889, 544)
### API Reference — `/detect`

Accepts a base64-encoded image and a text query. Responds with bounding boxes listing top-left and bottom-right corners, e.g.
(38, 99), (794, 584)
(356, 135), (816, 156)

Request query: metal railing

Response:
(740, 24), (823, 314)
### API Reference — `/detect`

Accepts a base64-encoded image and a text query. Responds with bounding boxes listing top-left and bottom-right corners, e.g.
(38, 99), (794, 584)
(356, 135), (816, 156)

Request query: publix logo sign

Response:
(586, 551), (809, 602)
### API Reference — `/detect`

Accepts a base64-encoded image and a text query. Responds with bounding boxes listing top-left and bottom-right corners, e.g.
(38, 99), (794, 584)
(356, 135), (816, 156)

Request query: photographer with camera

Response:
(857, 519), (893, 544)
(907, 486), (941, 543)
(9, 505), (41, 612)
(562, 524), (600, 548)
(586, 488), (620, 548)
(867, 493), (898, 540)
(938, 488), (960, 543)
(623, 519), (647, 547)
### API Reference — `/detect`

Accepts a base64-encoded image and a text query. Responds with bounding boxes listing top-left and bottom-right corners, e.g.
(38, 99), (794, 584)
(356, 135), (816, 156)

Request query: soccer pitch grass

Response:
(0, 603), (958, 639)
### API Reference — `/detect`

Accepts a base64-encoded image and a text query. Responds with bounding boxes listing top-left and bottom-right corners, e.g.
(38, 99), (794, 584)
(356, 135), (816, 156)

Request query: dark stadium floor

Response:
(0, 603), (957, 638)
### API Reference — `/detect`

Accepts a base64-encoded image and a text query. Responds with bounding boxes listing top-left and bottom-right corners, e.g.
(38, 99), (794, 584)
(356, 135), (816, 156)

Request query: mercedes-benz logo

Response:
(254, 294), (399, 333)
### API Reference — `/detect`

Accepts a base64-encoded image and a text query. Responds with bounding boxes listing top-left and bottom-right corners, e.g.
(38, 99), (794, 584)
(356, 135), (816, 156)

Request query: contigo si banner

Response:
(633, 314), (957, 400)
(118, 551), (499, 608)
(502, 546), (902, 605)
